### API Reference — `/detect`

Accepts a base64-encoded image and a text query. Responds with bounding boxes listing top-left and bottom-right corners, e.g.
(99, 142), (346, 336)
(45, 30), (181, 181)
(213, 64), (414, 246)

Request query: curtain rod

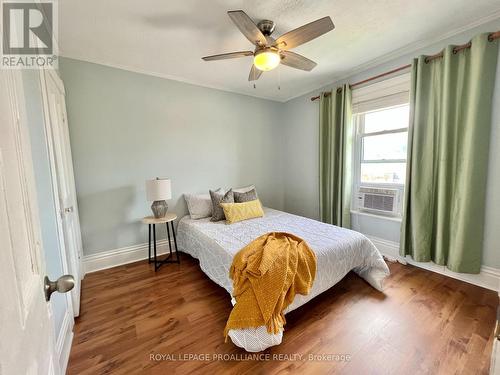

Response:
(311, 31), (500, 102)
(310, 64), (411, 101)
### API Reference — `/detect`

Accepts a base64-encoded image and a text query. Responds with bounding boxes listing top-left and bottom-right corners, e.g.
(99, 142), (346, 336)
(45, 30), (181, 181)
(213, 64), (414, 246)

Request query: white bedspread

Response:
(177, 208), (390, 352)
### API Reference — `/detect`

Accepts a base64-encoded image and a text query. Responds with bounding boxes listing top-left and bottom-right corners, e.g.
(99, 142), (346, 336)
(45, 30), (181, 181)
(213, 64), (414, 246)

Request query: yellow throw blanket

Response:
(224, 232), (317, 338)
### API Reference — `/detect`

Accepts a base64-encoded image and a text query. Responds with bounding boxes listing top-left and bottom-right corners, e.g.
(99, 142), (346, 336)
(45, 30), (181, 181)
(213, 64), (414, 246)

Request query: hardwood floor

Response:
(68, 254), (498, 375)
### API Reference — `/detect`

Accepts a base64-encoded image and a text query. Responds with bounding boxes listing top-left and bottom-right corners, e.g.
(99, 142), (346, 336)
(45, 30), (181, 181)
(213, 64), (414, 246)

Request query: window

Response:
(358, 105), (409, 185)
(351, 73), (411, 217)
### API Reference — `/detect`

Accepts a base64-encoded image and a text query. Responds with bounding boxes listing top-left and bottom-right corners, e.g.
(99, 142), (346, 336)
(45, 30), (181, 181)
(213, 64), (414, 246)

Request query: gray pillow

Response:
(233, 184), (255, 193)
(209, 189), (234, 221)
(234, 188), (258, 203)
(184, 193), (213, 219)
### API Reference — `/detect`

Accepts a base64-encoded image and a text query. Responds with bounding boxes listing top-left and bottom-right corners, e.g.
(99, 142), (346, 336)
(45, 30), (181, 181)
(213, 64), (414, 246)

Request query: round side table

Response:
(142, 213), (180, 271)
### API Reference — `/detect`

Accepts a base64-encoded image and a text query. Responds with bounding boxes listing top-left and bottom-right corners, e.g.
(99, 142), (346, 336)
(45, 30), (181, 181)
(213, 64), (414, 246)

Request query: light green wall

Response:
(282, 19), (500, 268)
(59, 19), (500, 269)
(59, 58), (285, 256)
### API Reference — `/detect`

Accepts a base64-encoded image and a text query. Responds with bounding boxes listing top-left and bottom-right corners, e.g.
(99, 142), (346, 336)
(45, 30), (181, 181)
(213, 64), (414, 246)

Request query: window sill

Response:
(350, 210), (402, 223)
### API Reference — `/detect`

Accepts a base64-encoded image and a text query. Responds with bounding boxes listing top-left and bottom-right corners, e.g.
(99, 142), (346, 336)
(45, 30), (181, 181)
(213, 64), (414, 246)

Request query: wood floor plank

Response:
(67, 254), (498, 375)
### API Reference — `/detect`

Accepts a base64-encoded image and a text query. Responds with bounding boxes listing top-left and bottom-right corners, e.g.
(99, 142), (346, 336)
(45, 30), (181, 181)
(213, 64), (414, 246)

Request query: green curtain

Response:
(401, 33), (499, 273)
(319, 84), (353, 228)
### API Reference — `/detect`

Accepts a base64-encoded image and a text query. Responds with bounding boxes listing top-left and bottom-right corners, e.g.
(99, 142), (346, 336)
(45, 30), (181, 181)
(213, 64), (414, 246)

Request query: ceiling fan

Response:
(202, 10), (335, 81)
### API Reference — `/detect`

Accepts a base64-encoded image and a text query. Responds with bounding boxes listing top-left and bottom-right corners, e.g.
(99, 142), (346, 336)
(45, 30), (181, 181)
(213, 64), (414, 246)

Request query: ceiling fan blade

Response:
(248, 64), (263, 81)
(280, 51), (317, 71)
(202, 51), (254, 61)
(275, 16), (334, 50)
(228, 10), (267, 46)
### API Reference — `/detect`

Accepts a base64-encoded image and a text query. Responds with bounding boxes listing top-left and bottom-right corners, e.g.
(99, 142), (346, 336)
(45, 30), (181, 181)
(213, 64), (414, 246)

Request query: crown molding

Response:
(60, 11), (500, 103)
(58, 54), (288, 103)
(286, 11), (500, 102)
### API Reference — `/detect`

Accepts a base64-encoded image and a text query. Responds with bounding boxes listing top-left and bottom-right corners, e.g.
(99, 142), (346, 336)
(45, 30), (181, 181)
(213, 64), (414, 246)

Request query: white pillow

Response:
(233, 184), (256, 194)
(184, 193), (214, 219)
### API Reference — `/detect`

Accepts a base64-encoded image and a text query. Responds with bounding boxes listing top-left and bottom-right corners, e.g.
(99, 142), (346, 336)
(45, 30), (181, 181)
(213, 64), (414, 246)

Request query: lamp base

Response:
(151, 200), (168, 218)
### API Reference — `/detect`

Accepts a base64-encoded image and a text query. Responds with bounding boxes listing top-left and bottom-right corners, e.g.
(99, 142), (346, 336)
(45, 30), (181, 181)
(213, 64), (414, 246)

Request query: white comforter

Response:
(177, 208), (390, 352)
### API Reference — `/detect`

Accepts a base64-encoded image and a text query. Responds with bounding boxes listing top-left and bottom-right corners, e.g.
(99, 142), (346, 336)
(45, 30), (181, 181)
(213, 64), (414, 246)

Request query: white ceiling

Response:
(59, 0), (500, 102)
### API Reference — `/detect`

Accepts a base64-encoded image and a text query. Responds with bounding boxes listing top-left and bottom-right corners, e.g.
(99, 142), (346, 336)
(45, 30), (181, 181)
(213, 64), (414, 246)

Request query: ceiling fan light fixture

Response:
(253, 50), (280, 71)
(202, 11), (335, 81)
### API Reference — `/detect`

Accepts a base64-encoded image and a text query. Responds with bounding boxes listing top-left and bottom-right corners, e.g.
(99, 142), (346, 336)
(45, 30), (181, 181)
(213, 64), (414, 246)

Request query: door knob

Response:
(44, 275), (75, 301)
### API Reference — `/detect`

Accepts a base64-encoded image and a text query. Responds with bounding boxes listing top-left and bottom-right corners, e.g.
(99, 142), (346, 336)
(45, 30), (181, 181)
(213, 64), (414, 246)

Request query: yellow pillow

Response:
(220, 199), (264, 224)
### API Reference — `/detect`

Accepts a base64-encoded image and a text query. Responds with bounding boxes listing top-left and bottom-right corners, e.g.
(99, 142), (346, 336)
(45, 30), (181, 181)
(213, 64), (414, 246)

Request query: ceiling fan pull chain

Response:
(278, 67), (281, 90)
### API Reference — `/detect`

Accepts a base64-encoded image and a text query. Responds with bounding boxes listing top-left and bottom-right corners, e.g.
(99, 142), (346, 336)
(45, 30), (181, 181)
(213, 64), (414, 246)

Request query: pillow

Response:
(184, 192), (218, 219)
(209, 189), (234, 221)
(234, 188), (258, 203)
(233, 184), (255, 193)
(220, 199), (264, 224)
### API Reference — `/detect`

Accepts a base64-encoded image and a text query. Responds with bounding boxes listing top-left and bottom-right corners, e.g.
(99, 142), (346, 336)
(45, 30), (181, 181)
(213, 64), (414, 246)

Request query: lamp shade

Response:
(146, 178), (172, 201)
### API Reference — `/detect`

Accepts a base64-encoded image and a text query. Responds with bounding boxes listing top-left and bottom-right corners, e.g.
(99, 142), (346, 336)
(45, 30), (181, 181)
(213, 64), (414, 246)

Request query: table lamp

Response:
(146, 178), (171, 218)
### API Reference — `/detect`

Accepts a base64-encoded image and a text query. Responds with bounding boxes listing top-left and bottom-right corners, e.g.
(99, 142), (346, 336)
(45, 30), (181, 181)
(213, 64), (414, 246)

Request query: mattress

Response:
(177, 208), (390, 351)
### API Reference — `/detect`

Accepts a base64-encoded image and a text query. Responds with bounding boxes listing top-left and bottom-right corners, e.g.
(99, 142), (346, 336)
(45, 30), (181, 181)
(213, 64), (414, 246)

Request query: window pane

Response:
(361, 163), (406, 184)
(363, 132), (408, 160)
(364, 105), (409, 133)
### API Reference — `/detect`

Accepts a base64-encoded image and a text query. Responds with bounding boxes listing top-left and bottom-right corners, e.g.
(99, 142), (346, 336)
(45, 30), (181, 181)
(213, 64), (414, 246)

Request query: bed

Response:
(177, 207), (390, 352)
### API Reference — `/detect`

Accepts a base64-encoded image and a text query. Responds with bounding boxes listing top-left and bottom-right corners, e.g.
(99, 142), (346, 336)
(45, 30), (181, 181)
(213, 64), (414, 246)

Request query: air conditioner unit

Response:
(358, 187), (399, 216)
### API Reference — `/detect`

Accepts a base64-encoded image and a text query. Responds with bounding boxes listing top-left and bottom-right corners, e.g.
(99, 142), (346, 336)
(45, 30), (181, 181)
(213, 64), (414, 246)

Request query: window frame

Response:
(359, 108), (408, 167)
(355, 103), (409, 184)
(351, 74), (411, 217)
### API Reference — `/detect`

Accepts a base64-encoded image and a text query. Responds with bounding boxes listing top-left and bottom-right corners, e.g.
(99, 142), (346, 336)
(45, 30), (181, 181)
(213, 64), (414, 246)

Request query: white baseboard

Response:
(83, 235), (499, 292)
(368, 235), (500, 292)
(83, 239), (171, 274)
(56, 310), (74, 375)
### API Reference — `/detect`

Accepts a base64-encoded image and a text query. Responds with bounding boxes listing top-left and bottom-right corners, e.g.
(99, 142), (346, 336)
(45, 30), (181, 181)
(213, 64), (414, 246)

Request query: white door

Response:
(40, 69), (83, 316)
(493, 340), (500, 374)
(492, 306), (500, 374)
(0, 71), (59, 373)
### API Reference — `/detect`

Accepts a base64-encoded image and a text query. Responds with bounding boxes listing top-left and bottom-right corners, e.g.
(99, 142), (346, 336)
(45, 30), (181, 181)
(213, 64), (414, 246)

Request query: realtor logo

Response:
(1, 1), (57, 69)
